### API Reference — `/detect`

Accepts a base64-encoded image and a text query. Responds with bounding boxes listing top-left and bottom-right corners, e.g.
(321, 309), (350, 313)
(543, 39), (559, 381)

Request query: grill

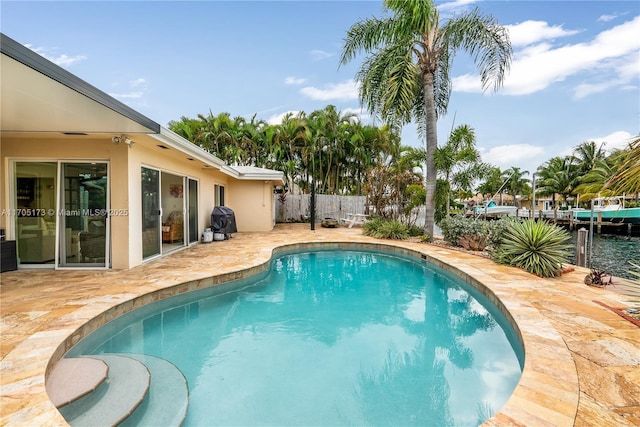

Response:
(211, 206), (237, 239)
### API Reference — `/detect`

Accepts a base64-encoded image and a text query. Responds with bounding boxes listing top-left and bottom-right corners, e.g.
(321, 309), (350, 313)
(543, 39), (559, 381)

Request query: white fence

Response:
(274, 194), (366, 223)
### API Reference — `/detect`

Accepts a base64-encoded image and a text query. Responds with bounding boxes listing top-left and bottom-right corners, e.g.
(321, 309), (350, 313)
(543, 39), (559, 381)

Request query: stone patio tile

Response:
(1, 224), (638, 426)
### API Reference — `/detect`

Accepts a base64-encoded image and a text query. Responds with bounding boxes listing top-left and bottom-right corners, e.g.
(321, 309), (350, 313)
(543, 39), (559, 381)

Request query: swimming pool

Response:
(65, 248), (523, 426)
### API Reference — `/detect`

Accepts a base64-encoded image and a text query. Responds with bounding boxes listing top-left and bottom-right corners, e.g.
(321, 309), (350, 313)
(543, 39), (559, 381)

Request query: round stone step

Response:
(46, 357), (109, 408)
(59, 354), (150, 426)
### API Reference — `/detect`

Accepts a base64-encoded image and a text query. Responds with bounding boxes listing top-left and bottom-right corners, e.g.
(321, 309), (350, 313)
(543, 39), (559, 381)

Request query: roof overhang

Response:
(1, 33), (284, 184)
(222, 165), (285, 184)
(150, 127), (227, 170)
(0, 33), (160, 134)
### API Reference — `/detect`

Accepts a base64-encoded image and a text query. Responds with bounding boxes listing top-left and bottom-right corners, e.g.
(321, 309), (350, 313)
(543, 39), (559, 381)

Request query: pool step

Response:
(118, 354), (189, 427)
(46, 357), (109, 408)
(51, 353), (189, 427)
(59, 354), (150, 426)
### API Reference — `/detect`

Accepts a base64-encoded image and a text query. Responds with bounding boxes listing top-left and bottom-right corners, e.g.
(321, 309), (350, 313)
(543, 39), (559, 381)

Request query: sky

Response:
(2, 0), (639, 174)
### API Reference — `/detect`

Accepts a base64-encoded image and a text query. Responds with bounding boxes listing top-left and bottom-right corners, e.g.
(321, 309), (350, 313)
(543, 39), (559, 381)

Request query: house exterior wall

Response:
(0, 136), (131, 268)
(1, 135), (279, 269)
(125, 140), (229, 268)
(227, 180), (276, 232)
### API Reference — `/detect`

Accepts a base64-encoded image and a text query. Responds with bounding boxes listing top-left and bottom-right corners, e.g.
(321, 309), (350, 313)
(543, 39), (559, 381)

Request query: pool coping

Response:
(1, 225), (639, 426)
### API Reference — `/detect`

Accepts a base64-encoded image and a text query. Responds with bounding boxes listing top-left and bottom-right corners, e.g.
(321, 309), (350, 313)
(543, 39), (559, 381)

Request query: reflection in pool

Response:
(68, 249), (523, 426)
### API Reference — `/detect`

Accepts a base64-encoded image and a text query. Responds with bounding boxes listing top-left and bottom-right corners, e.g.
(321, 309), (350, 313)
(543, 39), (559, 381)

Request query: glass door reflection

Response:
(59, 162), (109, 267)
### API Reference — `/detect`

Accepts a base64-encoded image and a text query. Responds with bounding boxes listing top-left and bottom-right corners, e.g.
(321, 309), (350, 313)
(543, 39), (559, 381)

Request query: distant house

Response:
(0, 33), (283, 270)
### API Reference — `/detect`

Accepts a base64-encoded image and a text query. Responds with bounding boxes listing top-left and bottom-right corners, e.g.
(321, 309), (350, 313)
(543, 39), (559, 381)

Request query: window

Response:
(214, 184), (225, 207)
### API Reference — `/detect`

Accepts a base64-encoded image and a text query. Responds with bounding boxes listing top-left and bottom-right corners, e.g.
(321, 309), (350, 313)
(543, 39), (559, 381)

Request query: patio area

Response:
(1, 224), (639, 426)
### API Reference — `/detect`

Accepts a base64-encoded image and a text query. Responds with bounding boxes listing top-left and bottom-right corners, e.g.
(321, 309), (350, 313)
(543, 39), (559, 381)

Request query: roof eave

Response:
(0, 33), (161, 134)
(222, 166), (285, 184)
(150, 127), (227, 170)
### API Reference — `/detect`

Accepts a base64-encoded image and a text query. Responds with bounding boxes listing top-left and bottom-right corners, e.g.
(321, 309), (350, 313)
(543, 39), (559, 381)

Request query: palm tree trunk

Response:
(423, 73), (438, 241)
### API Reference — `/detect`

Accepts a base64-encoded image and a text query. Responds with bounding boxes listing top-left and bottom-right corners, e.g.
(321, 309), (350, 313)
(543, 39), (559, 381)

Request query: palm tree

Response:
(501, 167), (529, 207)
(434, 124), (484, 215)
(573, 155), (616, 200)
(572, 141), (607, 176)
(536, 156), (579, 215)
(605, 135), (640, 195)
(275, 112), (308, 193)
(340, 0), (511, 240)
(476, 166), (503, 200)
(307, 105), (356, 194)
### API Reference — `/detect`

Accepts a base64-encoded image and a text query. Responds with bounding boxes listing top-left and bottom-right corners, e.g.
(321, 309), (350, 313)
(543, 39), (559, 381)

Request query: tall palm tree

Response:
(573, 155), (616, 200)
(275, 112), (308, 193)
(340, 0), (511, 240)
(307, 105), (356, 194)
(572, 141), (607, 176)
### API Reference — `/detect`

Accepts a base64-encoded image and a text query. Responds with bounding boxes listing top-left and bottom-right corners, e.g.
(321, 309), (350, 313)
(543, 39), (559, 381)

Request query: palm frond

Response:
(356, 41), (421, 126)
(440, 8), (511, 93)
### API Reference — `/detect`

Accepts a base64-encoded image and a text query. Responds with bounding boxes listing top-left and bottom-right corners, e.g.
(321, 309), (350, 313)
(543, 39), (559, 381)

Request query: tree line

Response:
(168, 105), (403, 196)
(169, 0), (639, 236)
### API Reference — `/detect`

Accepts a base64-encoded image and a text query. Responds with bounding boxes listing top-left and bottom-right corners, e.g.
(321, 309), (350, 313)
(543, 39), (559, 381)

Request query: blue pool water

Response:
(68, 249), (523, 426)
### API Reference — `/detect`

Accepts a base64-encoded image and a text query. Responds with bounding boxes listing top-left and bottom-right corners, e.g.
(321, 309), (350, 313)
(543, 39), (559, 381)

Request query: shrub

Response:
(491, 219), (571, 278)
(363, 216), (386, 236)
(378, 220), (409, 240)
(407, 225), (425, 237)
(439, 215), (483, 246)
(363, 216), (408, 240)
(438, 216), (511, 250)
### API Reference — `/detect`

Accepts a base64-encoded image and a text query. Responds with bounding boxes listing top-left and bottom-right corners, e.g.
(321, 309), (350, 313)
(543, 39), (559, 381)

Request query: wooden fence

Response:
(274, 194), (366, 223)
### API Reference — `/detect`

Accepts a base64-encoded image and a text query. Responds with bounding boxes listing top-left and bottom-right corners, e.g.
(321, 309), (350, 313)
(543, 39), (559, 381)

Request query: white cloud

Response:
(573, 81), (612, 98)
(452, 16), (640, 97)
(109, 78), (147, 102)
(505, 20), (580, 48)
(590, 130), (636, 152)
(25, 44), (86, 67)
(480, 144), (545, 170)
(437, 0), (481, 13)
(266, 110), (301, 125)
(300, 80), (359, 101)
(309, 49), (333, 61)
(285, 76), (307, 85)
(598, 13), (625, 23)
(130, 78), (146, 88)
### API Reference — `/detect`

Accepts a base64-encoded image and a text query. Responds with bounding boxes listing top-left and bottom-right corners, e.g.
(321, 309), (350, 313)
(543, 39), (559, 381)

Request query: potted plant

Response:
(584, 268), (614, 288)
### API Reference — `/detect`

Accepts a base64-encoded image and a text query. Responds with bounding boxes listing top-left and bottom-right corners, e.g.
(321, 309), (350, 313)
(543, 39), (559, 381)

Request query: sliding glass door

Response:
(14, 162), (57, 266)
(14, 161), (109, 269)
(141, 168), (199, 260)
(187, 178), (199, 244)
(142, 167), (161, 259)
(58, 162), (109, 267)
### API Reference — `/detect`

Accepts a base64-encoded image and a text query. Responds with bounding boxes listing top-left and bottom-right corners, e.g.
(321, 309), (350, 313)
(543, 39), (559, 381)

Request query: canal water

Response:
(568, 232), (640, 280)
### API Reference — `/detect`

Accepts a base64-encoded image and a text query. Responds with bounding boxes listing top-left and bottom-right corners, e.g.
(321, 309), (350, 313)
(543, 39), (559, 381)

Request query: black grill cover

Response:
(211, 206), (237, 234)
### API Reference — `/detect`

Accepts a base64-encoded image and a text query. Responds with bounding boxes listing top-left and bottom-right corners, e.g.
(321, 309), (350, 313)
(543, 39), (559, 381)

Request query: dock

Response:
(471, 209), (639, 235)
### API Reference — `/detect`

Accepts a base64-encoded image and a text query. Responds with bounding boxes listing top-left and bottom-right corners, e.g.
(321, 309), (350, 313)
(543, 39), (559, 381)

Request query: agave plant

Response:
(492, 219), (571, 278)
